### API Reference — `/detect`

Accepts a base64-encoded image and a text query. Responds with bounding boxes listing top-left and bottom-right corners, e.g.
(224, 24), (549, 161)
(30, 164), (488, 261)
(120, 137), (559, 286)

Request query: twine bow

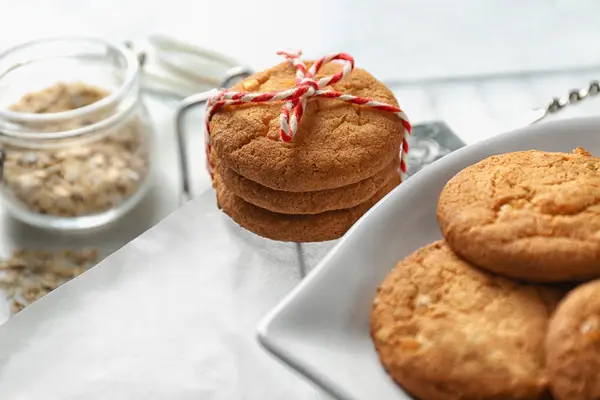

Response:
(204, 50), (412, 179)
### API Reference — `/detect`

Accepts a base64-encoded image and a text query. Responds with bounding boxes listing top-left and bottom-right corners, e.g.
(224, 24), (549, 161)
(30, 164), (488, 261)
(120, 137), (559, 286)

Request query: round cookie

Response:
(437, 148), (600, 282)
(214, 153), (399, 215)
(215, 172), (400, 242)
(371, 241), (562, 400)
(546, 279), (600, 400)
(209, 60), (404, 192)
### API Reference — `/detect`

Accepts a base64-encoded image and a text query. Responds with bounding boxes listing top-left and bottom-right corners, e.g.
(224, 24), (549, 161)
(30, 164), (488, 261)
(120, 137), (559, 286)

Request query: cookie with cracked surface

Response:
(209, 60), (404, 192)
(438, 148), (600, 282)
(546, 279), (600, 400)
(371, 241), (562, 400)
(213, 152), (399, 215)
(215, 171), (400, 242)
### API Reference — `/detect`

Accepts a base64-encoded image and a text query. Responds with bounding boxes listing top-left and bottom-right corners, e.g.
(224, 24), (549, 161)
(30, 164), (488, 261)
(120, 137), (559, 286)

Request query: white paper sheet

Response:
(0, 189), (331, 400)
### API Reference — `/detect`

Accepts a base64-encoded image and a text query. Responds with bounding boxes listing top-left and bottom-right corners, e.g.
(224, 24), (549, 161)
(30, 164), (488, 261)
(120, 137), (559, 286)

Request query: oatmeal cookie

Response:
(215, 171), (400, 242)
(438, 148), (600, 282)
(371, 241), (561, 400)
(546, 279), (600, 400)
(214, 153), (398, 215)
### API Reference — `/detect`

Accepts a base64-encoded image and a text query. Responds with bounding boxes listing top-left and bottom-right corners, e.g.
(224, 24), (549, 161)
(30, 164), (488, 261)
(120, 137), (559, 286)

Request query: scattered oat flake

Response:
(0, 248), (99, 315)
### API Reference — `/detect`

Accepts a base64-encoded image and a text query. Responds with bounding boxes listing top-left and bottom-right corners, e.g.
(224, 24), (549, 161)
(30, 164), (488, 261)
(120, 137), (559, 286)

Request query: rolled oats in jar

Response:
(0, 38), (155, 230)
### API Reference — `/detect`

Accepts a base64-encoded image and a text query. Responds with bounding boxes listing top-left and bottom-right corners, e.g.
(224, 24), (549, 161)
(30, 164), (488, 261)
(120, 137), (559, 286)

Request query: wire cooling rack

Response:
(171, 66), (600, 277)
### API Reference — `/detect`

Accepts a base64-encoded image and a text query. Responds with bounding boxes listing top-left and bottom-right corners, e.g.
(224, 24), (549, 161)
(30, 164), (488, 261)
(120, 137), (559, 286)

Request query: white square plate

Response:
(257, 117), (600, 400)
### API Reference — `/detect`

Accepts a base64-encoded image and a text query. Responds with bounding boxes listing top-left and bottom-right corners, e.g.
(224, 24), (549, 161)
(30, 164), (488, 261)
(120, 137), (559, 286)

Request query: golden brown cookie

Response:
(371, 241), (562, 400)
(546, 279), (600, 400)
(214, 153), (399, 215)
(438, 148), (600, 282)
(215, 172), (400, 242)
(209, 61), (404, 192)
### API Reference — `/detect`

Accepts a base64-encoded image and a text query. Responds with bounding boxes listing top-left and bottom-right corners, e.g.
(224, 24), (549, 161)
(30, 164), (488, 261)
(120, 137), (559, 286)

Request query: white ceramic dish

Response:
(257, 116), (600, 400)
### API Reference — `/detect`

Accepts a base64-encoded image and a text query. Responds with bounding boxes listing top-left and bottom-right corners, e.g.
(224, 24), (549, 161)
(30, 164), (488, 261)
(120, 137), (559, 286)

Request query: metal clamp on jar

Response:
(0, 38), (155, 230)
(129, 35), (254, 204)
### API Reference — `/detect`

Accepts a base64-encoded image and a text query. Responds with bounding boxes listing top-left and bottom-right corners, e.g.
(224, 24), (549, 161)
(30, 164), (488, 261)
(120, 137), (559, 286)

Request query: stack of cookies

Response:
(371, 148), (600, 400)
(207, 59), (407, 242)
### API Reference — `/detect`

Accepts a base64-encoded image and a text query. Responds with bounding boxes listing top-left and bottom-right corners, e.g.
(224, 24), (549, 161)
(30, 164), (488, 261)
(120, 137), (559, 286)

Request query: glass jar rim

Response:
(0, 37), (139, 138)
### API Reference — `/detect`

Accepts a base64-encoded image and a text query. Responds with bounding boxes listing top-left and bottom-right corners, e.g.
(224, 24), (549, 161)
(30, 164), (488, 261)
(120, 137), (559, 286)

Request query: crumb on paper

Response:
(0, 248), (99, 315)
(3, 82), (150, 217)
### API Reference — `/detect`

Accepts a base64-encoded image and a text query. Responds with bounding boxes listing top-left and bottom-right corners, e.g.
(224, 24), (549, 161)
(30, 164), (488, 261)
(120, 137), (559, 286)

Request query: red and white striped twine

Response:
(204, 50), (412, 181)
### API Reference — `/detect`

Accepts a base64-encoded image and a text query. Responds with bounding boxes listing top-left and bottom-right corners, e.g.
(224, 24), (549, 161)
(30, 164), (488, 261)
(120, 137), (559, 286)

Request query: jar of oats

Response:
(0, 38), (154, 230)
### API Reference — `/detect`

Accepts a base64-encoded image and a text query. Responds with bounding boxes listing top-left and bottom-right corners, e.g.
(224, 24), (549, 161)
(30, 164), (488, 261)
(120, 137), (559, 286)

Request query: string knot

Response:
(204, 50), (412, 180)
(298, 78), (319, 95)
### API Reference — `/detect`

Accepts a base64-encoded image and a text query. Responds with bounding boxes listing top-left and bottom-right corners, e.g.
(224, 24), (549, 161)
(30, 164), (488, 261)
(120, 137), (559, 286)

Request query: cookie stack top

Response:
(209, 60), (406, 192)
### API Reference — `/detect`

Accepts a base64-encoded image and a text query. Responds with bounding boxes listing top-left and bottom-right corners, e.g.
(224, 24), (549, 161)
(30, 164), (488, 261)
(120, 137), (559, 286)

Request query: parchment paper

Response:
(0, 189), (332, 400)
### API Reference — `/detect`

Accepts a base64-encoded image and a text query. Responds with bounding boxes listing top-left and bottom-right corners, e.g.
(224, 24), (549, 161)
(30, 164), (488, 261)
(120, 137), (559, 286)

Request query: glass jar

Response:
(0, 38), (154, 230)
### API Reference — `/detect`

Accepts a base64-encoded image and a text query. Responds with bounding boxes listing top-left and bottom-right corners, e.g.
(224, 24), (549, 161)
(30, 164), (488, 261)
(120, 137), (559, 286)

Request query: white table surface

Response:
(1, 1), (600, 398)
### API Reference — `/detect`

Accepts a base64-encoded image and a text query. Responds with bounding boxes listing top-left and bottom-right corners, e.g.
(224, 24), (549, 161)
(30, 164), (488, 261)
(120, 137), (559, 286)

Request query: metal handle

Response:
(0, 148), (4, 179)
(174, 67), (253, 205)
(175, 90), (217, 205)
